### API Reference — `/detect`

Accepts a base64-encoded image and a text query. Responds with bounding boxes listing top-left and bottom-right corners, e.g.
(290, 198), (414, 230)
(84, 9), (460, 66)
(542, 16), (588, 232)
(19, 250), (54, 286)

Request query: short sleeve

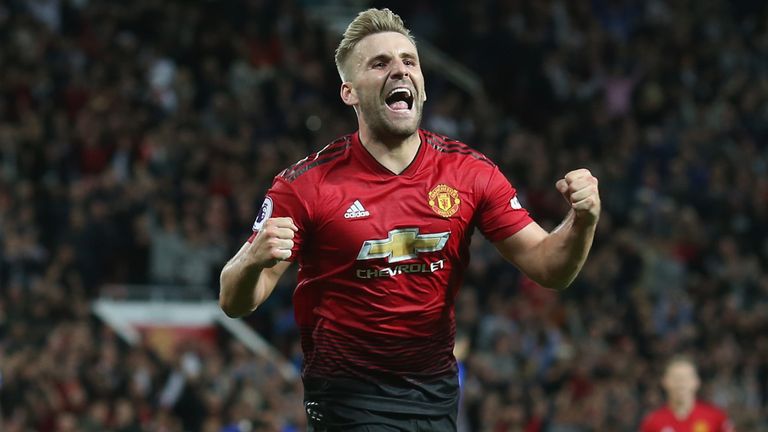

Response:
(476, 166), (533, 242)
(247, 177), (309, 261)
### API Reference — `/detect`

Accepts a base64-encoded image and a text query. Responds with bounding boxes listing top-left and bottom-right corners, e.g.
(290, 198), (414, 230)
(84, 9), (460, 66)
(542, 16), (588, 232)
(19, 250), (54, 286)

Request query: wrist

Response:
(239, 247), (267, 272)
(572, 211), (599, 231)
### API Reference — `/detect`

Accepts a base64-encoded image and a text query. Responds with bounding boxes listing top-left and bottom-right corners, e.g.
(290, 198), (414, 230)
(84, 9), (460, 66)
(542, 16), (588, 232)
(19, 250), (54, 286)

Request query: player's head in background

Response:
(335, 8), (426, 143)
(662, 355), (700, 406)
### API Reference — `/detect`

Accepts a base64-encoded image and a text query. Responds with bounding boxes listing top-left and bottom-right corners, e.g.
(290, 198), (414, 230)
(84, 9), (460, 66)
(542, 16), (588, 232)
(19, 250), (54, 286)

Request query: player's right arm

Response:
(219, 217), (297, 318)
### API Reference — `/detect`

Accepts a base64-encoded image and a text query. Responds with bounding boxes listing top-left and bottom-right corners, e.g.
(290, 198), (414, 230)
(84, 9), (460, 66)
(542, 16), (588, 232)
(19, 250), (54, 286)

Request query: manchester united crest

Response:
(428, 184), (461, 217)
(693, 421), (710, 432)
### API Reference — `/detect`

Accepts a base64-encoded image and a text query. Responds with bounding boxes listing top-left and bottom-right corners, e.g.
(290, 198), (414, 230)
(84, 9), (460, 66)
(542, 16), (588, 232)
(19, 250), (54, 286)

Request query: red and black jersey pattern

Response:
(641, 401), (734, 432)
(422, 130), (494, 166)
(279, 136), (352, 183)
(250, 129), (533, 414)
(300, 323), (457, 381)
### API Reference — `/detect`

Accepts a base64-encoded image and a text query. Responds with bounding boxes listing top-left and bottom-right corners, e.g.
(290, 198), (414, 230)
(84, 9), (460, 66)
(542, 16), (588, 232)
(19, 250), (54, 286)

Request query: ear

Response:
(340, 82), (358, 106)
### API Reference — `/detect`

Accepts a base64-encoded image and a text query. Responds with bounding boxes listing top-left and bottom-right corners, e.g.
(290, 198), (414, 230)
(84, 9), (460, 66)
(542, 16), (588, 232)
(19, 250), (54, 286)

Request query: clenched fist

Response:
(248, 217), (298, 268)
(556, 169), (600, 225)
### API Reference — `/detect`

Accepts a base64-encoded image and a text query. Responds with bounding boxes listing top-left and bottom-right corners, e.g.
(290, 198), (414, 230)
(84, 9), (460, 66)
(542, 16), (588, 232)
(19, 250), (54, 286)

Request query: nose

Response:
(390, 58), (409, 79)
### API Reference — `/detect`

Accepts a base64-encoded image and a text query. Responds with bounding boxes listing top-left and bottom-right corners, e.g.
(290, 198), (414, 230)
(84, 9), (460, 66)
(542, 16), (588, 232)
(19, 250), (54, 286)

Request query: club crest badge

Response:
(428, 184), (460, 217)
(693, 421), (710, 432)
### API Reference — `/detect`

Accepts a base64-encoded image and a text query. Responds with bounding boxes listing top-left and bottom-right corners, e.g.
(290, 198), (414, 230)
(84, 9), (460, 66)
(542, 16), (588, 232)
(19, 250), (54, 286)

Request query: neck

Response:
(358, 125), (421, 174)
(669, 398), (695, 419)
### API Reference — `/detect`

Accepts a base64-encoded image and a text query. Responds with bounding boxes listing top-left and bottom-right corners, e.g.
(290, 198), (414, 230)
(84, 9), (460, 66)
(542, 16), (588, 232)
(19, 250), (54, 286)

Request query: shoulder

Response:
(641, 407), (667, 427)
(277, 134), (353, 184)
(696, 401), (728, 417)
(420, 129), (496, 168)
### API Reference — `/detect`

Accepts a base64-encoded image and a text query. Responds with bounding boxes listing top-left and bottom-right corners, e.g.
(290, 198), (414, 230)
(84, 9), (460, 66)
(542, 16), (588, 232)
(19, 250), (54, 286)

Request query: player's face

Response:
(344, 32), (425, 139)
(662, 362), (700, 404)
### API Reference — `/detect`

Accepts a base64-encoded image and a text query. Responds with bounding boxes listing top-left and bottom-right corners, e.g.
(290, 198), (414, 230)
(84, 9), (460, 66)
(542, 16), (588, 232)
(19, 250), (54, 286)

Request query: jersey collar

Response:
(352, 129), (426, 179)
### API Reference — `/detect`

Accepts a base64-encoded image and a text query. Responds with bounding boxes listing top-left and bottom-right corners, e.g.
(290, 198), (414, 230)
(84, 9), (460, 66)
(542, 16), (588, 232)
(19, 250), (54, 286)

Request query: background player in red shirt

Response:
(641, 357), (734, 432)
(219, 8), (600, 431)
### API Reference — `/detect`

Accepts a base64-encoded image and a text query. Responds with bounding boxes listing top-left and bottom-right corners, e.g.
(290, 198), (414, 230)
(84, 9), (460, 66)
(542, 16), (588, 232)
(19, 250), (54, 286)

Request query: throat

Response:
(670, 400), (694, 420)
(360, 131), (421, 175)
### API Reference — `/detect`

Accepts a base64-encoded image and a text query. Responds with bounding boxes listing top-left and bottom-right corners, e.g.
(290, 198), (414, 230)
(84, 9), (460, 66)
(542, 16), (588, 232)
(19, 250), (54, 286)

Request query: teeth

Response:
(388, 88), (412, 98)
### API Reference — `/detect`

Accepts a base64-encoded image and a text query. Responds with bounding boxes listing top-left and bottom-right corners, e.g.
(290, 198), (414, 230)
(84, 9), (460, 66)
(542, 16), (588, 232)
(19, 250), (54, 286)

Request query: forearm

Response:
(219, 218), (296, 318)
(219, 253), (265, 318)
(532, 210), (596, 289)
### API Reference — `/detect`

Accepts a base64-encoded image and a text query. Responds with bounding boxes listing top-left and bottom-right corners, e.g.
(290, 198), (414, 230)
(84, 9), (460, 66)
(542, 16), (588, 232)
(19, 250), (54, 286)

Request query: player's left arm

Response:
(494, 168), (599, 290)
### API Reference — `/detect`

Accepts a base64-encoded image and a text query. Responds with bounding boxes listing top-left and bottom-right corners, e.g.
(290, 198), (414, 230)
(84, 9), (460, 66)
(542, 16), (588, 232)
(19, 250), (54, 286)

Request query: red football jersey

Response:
(250, 129), (532, 383)
(641, 401), (734, 432)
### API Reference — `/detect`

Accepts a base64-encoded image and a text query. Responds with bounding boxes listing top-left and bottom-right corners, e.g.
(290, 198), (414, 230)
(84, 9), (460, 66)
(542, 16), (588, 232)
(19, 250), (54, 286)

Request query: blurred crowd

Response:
(2, 0), (768, 430)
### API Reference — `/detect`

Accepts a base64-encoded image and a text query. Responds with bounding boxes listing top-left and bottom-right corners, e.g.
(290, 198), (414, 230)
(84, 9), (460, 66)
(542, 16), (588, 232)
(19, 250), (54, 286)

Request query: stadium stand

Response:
(1, 0), (767, 430)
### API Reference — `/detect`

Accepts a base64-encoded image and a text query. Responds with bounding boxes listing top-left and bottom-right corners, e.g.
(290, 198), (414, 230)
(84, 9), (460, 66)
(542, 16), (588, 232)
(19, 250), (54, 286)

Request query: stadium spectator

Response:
(1, 0), (768, 430)
(641, 356), (733, 432)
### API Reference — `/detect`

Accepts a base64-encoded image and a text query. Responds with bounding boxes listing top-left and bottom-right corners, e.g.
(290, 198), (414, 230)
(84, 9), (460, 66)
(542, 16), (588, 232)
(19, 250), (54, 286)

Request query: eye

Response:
(404, 59), (416, 66)
(373, 61), (386, 69)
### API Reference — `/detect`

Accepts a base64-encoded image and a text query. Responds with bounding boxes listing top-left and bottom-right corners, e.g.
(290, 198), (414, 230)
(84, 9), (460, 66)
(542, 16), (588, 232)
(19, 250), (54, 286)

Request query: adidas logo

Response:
(344, 200), (370, 219)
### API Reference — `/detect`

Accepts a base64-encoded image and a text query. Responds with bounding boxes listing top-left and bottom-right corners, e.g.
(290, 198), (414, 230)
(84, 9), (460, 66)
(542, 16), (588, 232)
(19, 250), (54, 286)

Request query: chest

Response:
(658, 415), (717, 432)
(305, 172), (478, 262)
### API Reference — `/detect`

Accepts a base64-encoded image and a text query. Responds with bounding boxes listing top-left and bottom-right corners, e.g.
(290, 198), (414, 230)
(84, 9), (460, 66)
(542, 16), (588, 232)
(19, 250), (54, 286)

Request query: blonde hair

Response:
(664, 355), (697, 374)
(334, 8), (416, 81)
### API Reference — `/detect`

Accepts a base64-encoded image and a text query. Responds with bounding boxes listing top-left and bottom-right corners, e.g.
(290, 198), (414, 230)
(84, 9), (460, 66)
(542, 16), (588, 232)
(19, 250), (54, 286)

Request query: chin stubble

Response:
(365, 97), (422, 139)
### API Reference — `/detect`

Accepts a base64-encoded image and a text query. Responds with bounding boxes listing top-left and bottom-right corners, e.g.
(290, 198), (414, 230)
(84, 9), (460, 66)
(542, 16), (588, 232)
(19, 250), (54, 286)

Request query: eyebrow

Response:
(367, 54), (390, 64)
(366, 52), (418, 64)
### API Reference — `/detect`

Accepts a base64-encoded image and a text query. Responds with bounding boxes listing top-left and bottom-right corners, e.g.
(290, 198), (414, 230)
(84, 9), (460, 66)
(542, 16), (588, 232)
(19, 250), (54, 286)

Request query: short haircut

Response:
(664, 355), (697, 374)
(334, 8), (416, 81)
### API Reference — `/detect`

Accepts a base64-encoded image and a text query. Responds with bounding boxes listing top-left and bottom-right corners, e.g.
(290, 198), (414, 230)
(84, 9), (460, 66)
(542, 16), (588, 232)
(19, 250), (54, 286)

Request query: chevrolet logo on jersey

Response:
(357, 228), (450, 263)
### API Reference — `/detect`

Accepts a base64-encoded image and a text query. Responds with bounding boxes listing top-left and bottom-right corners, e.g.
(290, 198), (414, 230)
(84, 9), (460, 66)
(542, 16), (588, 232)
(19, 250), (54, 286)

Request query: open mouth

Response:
(385, 87), (414, 112)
